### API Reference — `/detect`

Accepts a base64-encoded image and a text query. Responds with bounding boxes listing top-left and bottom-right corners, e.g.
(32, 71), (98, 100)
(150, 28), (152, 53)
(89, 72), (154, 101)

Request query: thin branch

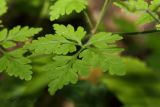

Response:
(146, 10), (160, 23)
(0, 47), (6, 55)
(84, 11), (93, 30)
(113, 30), (160, 36)
(92, 0), (112, 34)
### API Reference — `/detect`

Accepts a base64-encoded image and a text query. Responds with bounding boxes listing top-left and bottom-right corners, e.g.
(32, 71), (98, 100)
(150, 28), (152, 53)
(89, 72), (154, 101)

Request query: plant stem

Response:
(146, 10), (160, 23)
(114, 29), (160, 36)
(40, 0), (50, 18)
(36, 0), (50, 25)
(0, 47), (5, 55)
(92, 0), (111, 34)
(84, 11), (93, 30)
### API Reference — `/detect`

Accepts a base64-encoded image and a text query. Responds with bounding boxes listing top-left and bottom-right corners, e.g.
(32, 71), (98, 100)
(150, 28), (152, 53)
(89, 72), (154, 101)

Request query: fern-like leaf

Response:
(0, 26), (42, 48)
(28, 24), (125, 94)
(114, 0), (159, 25)
(50, 0), (87, 21)
(27, 24), (86, 55)
(0, 49), (32, 80)
(0, 26), (42, 80)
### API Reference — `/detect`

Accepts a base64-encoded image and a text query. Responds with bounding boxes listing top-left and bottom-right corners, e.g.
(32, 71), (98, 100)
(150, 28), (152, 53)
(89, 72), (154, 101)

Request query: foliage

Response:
(0, 0), (160, 107)
(103, 57), (160, 107)
(0, 0), (126, 95)
(27, 24), (125, 94)
(114, 0), (160, 24)
(49, 0), (88, 21)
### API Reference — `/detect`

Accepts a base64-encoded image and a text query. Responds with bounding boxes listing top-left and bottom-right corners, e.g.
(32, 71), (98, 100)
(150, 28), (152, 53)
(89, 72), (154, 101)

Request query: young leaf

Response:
(85, 32), (125, 75)
(54, 24), (86, 45)
(45, 56), (78, 95)
(0, 0), (7, 16)
(27, 24), (86, 55)
(42, 31), (125, 95)
(114, 0), (148, 12)
(114, 0), (159, 25)
(0, 49), (32, 80)
(136, 13), (156, 25)
(149, 0), (160, 11)
(79, 48), (125, 75)
(7, 26), (42, 41)
(87, 32), (122, 48)
(0, 26), (42, 48)
(0, 29), (7, 41)
(50, 0), (87, 21)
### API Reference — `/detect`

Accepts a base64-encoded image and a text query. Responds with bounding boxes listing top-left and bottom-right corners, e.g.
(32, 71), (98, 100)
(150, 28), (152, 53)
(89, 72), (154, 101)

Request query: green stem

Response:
(0, 47), (6, 55)
(146, 10), (160, 23)
(114, 29), (160, 36)
(40, 0), (50, 18)
(36, 0), (50, 25)
(73, 47), (85, 59)
(92, 0), (111, 34)
(84, 11), (93, 31)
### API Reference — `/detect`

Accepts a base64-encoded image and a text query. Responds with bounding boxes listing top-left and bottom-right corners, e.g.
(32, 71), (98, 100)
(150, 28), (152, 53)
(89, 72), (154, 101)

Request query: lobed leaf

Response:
(50, 0), (87, 21)
(0, 49), (32, 80)
(114, 0), (148, 12)
(0, 26), (42, 48)
(27, 24), (86, 55)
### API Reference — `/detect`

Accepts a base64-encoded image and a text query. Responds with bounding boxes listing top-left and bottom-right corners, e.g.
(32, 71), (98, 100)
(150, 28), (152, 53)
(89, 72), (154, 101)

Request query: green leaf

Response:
(136, 13), (156, 25)
(79, 48), (125, 75)
(114, 0), (159, 25)
(28, 24), (125, 95)
(54, 24), (86, 45)
(0, 26), (42, 48)
(0, 0), (7, 16)
(2, 41), (16, 48)
(27, 34), (74, 55)
(87, 32), (122, 48)
(114, 0), (148, 12)
(50, 0), (87, 21)
(7, 26), (42, 41)
(149, 0), (160, 11)
(0, 29), (7, 41)
(0, 49), (32, 80)
(73, 60), (90, 77)
(103, 57), (160, 107)
(45, 56), (78, 95)
(84, 32), (125, 75)
(27, 24), (86, 55)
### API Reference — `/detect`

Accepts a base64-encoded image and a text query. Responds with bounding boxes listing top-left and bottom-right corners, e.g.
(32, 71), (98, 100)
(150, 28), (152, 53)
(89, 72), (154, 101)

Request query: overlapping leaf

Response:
(0, 26), (42, 48)
(114, 0), (148, 12)
(0, 49), (32, 80)
(50, 0), (87, 21)
(82, 32), (125, 75)
(39, 28), (125, 94)
(27, 24), (86, 55)
(114, 0), (160, 25)
(104, 57), (160, 107)
(45, 56), (78, 95)
(0, 26), (42, 80)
